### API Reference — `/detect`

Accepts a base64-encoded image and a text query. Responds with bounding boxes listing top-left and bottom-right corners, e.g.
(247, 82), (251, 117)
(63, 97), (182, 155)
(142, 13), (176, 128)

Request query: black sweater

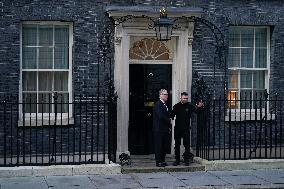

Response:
(170, 102), (196, 132)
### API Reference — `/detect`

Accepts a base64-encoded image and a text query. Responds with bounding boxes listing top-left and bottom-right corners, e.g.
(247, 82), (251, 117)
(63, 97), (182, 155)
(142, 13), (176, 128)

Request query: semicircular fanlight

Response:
(129, 38), (170, 60)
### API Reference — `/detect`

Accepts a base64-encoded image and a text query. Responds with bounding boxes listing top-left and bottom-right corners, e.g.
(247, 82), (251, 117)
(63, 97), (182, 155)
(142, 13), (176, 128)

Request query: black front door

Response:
(129, 64), (172, 155)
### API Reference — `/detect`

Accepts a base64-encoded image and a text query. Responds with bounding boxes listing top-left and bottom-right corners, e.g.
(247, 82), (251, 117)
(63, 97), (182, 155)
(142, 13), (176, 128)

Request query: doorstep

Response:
(121, 163), (205, 173)
(121, 154), (205, 173)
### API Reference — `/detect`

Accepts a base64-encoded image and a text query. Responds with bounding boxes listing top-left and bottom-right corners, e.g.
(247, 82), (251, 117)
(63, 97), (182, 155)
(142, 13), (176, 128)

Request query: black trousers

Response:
(153, 131), (169, 163)
(174, 129), (192, 161)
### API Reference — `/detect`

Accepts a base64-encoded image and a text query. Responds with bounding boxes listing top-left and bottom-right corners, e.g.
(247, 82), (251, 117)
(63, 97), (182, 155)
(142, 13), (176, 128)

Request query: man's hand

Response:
(196, 100), (204, 108)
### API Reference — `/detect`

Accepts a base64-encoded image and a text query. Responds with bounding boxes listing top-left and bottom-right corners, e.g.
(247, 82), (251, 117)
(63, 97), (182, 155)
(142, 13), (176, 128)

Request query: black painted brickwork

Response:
(0, 0), (284, 161)
(188, 0), (284, 150)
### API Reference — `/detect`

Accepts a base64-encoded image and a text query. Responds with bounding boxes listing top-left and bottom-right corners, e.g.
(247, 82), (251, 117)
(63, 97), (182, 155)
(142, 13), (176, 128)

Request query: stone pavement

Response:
(0, 169), (284, 189)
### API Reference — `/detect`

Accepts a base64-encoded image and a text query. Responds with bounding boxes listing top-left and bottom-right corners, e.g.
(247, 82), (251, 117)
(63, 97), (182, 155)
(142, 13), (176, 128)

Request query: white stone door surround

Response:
(107, 6), (202, 159)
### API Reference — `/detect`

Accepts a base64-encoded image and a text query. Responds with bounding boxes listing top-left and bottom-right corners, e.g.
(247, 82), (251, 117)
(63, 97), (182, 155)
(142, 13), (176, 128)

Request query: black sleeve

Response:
(170, 104), (176, 119)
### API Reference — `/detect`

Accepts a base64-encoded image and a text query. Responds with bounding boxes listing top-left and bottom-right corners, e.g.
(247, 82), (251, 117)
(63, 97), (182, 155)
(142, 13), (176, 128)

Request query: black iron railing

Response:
(0, 93), (117, 166)
(195, 94), (284, 160)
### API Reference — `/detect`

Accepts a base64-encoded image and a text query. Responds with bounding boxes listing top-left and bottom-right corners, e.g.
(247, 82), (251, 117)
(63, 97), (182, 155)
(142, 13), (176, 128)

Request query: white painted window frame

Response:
(19, 21), (73, 124)
(228, 26), (270, 113)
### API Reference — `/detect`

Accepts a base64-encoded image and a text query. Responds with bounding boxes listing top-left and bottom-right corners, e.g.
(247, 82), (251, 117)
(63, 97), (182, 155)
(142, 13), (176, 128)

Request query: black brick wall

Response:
(190, 0), (284, 96)
(0, 0), (113, 163)
(188, 0), (284, 151)
(0, 0), (284, 162)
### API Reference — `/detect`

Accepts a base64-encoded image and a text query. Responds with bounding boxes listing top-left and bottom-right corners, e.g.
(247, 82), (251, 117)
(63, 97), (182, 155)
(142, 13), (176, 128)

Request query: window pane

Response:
(228, 70), (238, 89)
(228, 90), (238, 109)
(22, 72), (37, 91)
(240, 70), (252, 88)
(55, 26), (69, 47)
(38, 93), (52, 113)
(255, 48), (267, 68)
(241, 48), (253, 68)
(22, 47), (37, 69)
(241, 29), (254, 47)
(22, 25), (37, 46)
(22, 93), (37, 113)
(229, 28), (240, 47)
(39, 25), (53, 46)
(56, 93), (69, 113)
(54, 72), (68, 91)
(228, 48), (240, 67)
(253, 90), (266, 109)
(240, 90), (252, 109)
(38, 47), (53, 69)
(54, 47), (69, 69)
(254, 90), (266, 99)
(255, 28), (267, 48)
(38, 93), (69, 113)
(253, 71), (265, 89)
(240, 90), (253, 100)
(38, 72), (53, 91)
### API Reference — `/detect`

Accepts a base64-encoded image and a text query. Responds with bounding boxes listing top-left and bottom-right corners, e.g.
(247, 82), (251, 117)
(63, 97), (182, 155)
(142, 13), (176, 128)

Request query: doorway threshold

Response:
(121, 154), (205, 173)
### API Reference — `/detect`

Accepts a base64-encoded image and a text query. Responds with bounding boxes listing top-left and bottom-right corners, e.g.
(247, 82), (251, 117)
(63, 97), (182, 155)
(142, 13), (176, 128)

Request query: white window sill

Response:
(225, 113), (275, 122)
(18, 117), (74, 127)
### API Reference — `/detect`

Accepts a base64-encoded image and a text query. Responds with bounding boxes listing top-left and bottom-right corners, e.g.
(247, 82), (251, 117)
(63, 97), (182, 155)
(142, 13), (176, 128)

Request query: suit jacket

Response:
(153, 100), (171, 132)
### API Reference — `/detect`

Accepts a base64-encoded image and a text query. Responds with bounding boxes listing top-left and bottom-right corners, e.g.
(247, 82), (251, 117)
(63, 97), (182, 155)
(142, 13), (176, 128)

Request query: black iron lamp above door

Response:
(154, 7), (174, 41)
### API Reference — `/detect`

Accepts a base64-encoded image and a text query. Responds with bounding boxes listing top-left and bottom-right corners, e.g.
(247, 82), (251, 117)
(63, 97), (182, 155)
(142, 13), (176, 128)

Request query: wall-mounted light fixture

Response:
(154, 7), (174, 41)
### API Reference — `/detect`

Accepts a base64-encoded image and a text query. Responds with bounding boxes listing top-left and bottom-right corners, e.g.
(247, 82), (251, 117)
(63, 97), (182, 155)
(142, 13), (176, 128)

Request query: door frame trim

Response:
(113, 21), (195, 160)
(130, 60), (173, 64)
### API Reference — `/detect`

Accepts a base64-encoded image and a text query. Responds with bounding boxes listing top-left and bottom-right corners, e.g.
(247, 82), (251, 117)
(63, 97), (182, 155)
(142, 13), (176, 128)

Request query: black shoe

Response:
(183, 159), (189, 166)
(184, 161), (189, 166)
(184, 160), (194, 166)
(172, 161), (180, 166)
(156, 162), (164, 167)
(162, 162), (168, 167)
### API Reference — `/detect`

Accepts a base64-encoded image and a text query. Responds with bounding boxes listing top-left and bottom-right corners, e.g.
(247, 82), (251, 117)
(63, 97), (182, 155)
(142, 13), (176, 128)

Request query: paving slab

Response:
(219, 175), (270, 186)
(0, 177), (48, 189)
(45, 175), (95, 189)
(0, 168), (284, 189)
(213, 185), (284, 189)
(232, 184), (284, 189)
(252, 169), (284, 184)
(89, 174), (140, 189)
(133, 172), (186, 188)
(208, 170), (258, 177)
(170, 171), (228, 187)
(122, 163), (205, 173)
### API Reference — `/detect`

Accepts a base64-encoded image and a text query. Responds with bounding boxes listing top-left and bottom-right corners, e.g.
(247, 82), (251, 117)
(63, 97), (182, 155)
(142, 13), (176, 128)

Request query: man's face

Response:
(160, 90), (168, 102)
(180, 95), (189, 104)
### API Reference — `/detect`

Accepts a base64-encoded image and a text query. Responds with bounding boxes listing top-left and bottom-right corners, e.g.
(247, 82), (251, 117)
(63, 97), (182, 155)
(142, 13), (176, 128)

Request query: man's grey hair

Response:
(159, 89), (167, 96)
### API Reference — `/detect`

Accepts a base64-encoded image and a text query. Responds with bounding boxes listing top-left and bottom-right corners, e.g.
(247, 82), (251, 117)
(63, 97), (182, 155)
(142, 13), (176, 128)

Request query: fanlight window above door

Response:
(129, 38), (170, 60)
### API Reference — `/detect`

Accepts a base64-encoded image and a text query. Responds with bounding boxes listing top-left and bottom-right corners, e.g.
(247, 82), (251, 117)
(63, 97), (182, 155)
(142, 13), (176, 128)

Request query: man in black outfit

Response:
(171, 92), (203, 166)
(153, 89), (171, 167)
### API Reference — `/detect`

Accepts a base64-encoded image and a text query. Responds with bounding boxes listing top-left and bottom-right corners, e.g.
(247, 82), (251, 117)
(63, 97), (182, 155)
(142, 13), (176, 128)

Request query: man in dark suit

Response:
(153, 89), (171, 167)
(170, 92), (204, 166)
